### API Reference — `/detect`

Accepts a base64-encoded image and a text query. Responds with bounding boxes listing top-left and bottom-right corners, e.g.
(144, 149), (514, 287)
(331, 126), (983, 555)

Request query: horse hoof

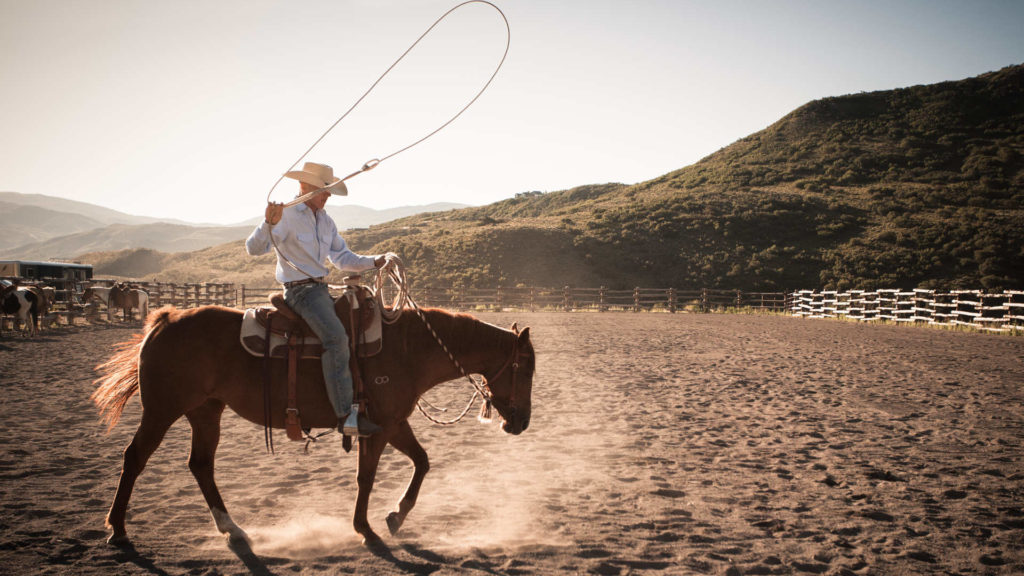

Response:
(107, 533), (131, 547)
(385, 512), (403, 536)
(361, 533), (385, 549)
(226, 528), (252, 548)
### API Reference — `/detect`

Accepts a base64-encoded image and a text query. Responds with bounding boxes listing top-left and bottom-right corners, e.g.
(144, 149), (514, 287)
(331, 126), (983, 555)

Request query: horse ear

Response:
(510, 322), (519, 334)
(517, 326), (530, 341)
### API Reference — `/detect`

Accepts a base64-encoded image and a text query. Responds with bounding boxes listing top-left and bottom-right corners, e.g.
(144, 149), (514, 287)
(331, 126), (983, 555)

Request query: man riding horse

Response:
(245, 161), (388, 437)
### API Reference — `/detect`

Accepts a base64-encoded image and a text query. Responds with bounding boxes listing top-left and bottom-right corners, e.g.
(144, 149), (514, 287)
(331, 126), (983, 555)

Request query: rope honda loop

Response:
(266, 0), (510, 209)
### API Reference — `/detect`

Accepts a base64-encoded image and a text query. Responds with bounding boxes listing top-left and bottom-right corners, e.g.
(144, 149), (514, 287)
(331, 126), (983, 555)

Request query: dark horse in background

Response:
(93, 303), (535, 548)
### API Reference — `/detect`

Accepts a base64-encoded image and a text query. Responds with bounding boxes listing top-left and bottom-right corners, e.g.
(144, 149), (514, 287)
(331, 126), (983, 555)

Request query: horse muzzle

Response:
(501, 409), (530, 435)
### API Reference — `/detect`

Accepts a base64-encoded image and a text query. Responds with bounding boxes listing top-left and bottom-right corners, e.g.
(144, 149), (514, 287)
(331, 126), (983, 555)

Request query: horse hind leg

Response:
(185, 400), (250, 546)
(106, 411), (176, 545)
(385, 421), (430, 536)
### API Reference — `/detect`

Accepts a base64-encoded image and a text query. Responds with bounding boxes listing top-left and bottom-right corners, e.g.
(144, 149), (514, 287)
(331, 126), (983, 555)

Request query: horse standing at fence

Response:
(83, 284), (148, 322)
(1, 285), (40, 337)
(115, 283), (149, 323)
(92, 303), (534, 547)
(82, 285), (117, 322)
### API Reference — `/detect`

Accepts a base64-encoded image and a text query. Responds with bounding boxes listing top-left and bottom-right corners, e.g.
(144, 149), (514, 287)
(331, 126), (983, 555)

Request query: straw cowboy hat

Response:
(284, 162), (348, 196)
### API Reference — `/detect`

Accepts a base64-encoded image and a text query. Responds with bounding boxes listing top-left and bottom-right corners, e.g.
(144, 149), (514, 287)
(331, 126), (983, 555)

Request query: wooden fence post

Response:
(598, 286), (607, 312)
(633, 287), (641, 312)
(563, 286), (571, 312)
(668, 288), (676, 313)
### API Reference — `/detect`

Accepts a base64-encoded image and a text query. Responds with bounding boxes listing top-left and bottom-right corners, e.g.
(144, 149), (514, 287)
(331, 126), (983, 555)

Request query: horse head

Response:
(484, 323), (534, 435)
(109, 284), (125, 307)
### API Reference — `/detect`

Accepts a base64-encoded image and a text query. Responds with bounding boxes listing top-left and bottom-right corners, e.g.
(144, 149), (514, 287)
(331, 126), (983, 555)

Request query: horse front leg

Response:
(385, 420), (429, 536)
(353, 434), (388, 546)
(185, 400), (249, 546)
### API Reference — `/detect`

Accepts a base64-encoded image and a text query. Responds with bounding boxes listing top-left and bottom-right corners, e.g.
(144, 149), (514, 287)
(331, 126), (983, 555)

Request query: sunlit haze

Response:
(1, 0), (1022, 225)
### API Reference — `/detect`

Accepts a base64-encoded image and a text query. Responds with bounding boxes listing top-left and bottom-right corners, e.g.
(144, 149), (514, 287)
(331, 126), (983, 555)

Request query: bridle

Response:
(371, 257), (527, 425)
(411, 304), (527, 426)
(480, 330), (524, 419)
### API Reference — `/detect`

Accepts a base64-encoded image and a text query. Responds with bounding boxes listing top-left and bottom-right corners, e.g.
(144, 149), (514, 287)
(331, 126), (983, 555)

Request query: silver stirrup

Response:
(342, 403), (361, 437)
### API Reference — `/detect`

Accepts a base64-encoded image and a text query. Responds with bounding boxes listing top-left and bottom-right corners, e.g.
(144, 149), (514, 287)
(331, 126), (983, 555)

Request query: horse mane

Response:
(409, 307), (512, 358)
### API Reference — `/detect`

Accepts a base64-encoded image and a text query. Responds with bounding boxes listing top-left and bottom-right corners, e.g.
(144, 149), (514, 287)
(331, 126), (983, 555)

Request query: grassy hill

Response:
(82, 64), (1024, 290)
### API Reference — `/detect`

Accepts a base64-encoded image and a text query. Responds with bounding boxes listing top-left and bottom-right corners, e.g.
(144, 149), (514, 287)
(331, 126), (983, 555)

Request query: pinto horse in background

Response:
(93, 304), (535, 548)
(1, 285), (40, 337)
(23, 285), (50, 326)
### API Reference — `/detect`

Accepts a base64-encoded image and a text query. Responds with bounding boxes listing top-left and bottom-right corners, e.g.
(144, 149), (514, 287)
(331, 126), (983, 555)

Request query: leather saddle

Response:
(242, 279), (385, 449)
(240, 283), (383, 359)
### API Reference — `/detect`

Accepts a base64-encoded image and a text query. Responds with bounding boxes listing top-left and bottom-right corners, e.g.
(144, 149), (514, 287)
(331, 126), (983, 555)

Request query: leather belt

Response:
(283, 277), (326, 289)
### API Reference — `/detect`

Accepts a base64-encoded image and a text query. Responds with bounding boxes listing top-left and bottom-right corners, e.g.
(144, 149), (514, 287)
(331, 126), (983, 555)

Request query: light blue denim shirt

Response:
(245, 202), (377, 284)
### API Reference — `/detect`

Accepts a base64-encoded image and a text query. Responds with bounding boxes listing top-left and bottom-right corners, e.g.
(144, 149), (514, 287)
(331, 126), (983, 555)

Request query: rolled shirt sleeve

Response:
(245, 221), (273, 256)
(325, 220), (377, 272)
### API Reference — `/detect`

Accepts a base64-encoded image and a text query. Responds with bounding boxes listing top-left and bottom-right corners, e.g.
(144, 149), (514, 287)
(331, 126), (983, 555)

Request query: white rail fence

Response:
(790, 289), (1024, 333)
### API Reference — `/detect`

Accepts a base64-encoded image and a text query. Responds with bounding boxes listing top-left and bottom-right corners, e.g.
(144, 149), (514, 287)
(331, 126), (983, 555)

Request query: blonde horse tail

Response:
(91, 308), (171, 431)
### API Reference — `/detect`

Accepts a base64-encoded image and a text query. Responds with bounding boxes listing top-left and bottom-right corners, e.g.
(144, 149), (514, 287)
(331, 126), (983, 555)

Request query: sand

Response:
(1, 312), (1022, 575)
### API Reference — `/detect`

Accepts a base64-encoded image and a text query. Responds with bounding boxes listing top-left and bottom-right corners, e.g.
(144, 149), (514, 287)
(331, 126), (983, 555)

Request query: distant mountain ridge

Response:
(0, 191), (196, 225)
(0, 201), (106, 248)
(0, 191), (468, 259)
(5, 222), (253, 261)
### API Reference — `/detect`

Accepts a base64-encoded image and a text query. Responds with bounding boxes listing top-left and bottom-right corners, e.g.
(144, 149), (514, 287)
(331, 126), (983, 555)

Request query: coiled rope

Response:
(375, 255), (493, 425)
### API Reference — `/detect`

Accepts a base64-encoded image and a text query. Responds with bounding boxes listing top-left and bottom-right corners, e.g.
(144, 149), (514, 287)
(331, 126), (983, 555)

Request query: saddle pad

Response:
(240, 308), (322, 359)
(346, 287), (384, 357)
(238, 288), (384, 359)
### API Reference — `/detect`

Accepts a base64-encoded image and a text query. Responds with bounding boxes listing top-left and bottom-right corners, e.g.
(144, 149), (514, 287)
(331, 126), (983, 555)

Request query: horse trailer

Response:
(0, 260), (93, 282)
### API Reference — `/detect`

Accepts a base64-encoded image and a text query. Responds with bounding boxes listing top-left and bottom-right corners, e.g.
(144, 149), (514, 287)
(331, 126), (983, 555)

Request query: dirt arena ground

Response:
(1, 312), (1022, 575)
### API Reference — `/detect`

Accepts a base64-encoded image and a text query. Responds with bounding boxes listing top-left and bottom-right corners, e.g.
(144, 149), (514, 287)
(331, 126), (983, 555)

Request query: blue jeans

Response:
(284, 283), (351, 418)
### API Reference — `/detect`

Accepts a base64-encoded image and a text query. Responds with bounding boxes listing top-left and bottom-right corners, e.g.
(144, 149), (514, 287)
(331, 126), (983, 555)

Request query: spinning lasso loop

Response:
(374, 255), (494, 425)
(265, 0), (509, 278)
(265, 0), (511, 209)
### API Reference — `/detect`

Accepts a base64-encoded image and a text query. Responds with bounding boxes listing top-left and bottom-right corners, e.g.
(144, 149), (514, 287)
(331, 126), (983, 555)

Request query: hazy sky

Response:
(2, 0), (1022, 225)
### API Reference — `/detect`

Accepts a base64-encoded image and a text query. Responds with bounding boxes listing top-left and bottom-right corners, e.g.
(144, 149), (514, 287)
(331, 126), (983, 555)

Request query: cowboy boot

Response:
(338, 403), (382, 437)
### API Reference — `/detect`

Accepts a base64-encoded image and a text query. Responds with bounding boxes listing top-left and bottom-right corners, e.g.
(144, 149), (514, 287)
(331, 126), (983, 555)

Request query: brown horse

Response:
(109, 283), (148, 322)
(92, 304), (534, 548)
